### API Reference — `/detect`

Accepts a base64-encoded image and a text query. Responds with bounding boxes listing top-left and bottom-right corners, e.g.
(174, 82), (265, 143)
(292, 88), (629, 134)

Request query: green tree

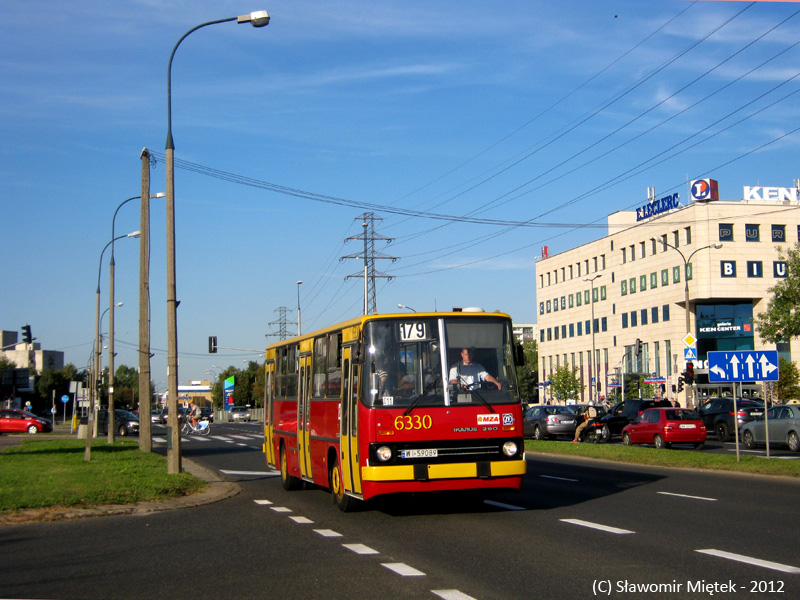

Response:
(0, 356), (17, 370)
(113, 365), (140, 410)
(550, 363), (583, 403)
(754, 241), (800, 344)
(516, 340), (539, 401)
(776, 357), (800, 402)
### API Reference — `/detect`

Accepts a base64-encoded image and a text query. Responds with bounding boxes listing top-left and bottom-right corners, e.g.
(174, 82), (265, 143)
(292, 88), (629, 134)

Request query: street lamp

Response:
(297, 280), (303, 336)
(109, 194), (163, 443)
(164, 10), (270, 474)
(86, 231), (139, 462)
(397, 303), (417, 312)
(654, 238), (723, 407)
(583, 274), (602, 404)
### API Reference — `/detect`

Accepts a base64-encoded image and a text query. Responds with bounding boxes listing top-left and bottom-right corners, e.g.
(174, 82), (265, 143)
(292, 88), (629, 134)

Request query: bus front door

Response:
(340, 347), (362, 496)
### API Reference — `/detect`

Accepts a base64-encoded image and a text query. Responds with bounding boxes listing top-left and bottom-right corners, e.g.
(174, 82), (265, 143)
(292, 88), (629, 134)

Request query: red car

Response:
(621, 407), (706, 450)
(0, 408), (53, 434)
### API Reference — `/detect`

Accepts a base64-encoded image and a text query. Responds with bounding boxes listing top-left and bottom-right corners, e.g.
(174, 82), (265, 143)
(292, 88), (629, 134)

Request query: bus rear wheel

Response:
(330, 456), (359, 512)
(280, 443), (302, 491)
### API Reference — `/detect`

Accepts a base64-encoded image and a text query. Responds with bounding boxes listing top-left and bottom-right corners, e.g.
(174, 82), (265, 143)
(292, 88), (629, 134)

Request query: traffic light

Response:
(678, 376), (685, 393)
(634, 338), (642, 357)
(685, 361), (694, 384)
(208, 336), (217, 354)
(21, 325), (32, 344)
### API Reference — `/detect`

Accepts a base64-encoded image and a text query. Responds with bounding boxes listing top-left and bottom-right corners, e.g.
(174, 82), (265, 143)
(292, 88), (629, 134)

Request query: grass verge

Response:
(0, 438), (206, 513)
(525, 439), (800, 478)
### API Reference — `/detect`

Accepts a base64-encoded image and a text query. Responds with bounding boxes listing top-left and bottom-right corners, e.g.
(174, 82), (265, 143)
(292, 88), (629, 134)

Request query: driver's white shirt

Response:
(449, 362), (489, 389)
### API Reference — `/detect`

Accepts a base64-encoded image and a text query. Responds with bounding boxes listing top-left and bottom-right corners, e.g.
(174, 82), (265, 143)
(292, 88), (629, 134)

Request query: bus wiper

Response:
(469, 388), (496, 413)
(403, 379), (439, 416)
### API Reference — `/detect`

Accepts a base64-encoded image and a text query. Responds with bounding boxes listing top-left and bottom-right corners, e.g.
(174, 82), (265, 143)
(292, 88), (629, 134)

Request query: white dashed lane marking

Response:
(382, 563), (425, 577)
(343, 543), (379, 555)
(697, 549), (800, 574)
(560, 518), (635, 535)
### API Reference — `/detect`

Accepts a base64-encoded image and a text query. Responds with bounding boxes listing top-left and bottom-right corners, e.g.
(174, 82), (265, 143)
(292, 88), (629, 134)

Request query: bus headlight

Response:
(376, 446), (393, 461)
(502, 441), (518, 457)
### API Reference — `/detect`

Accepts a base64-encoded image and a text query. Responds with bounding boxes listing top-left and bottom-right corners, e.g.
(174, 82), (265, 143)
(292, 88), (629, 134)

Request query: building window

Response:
(593, 256), (598, 272)
(631, 311), (638, 327)
(576, 292), (582, 306)
(600, 285), (607, 300)
(585, 320), (590, 333)
(650, 272), (657, 289)
(540, 330), (545, 342)
(640, 275), (647, 292)
(554, 327), (559, 340)
(622, 248), (627, 264)
(561, 325), (567, 338)
(561, 296), (566, 310)
(650, 238), (657, 255)
(745, 224), (760, 242)
(685, 226), (692, 245)
(569, 323), (574, 337)
(577, 321), (583, 336)
(584, 290), (590, 304)
(568, 294), (574, 308)
(569, 265), (573, 279)
(630, 245), (636, 261)
(641, 309), (648, 326)
(547, 328), (552, 341)
(661, 269), (669, 286)
(621, 280), (627, 296)
(673, 266), (681, 284)
(662, 304), (670, 321)
(673, 230), (680, 248)
(592, 287), (599, 303)
(719, 223), (734, 242)
(601, 254), (606, 270)
(640, 241), (646, 259)
(622, 313), (628, 329)
(629, 278), (636, 293)
(772, 224), (786, 243)
(539, 302), (544, 315)
(651, 306), (659, 323)
(601, 317), (607, 332)
(721, 261), (737, 278)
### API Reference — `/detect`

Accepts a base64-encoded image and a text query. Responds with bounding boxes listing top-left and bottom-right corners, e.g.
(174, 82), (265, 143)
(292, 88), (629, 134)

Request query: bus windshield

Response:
(363, 316), (520, 408)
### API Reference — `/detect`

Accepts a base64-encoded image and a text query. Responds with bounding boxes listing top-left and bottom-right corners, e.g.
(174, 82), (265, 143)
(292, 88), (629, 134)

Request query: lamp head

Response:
(712, 242), (723, 249)
(239, 10), (270, 27)
(127, 231), (141, 238)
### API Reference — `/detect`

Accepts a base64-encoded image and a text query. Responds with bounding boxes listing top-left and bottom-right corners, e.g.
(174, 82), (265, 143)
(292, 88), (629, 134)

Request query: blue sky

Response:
(2, 0), (799, 387)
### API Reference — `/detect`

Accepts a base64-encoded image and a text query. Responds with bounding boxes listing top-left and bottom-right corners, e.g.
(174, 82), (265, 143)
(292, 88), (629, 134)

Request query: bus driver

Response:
(449, 348), (502, 391)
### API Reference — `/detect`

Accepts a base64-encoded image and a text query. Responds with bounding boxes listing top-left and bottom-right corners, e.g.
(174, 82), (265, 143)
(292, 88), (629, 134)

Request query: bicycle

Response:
(181, 418), (211, 436)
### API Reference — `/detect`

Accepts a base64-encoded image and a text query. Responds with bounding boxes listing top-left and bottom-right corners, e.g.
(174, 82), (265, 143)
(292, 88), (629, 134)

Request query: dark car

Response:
(159, 407), (189, 424)
(696, 397), (764, 442)
(597, 398), (674, 442)
(523, 405), (580, 440)
(96, 409), (139, 436)
(0, 408), (53, 434)
(200, 407), (214, 423)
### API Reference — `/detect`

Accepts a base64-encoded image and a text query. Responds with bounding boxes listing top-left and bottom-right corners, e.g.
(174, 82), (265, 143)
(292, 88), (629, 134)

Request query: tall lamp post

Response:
(164, 10), (270, 474)
(86, 231), (139, 462)
(297, 280), (303, 336)
(655, 239), (723, 407)
(584, 274), (602, 404)
(109, 194), (163, 443)
(397, 304), (417, 312)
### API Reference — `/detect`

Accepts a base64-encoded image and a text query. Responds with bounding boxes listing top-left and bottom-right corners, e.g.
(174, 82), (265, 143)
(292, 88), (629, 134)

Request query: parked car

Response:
(621, 407), (706, 449)
(597, 398), (673, 441)
(523, 405), (580, 440)
(95, 409), (139, 436)
(696, 397), (764, 442)
(229, 406), (251, 422)
(741, 404), (800, 452)
(200, 407), (214, 423)
(150, 409), (162, 423)
(0, 408), (53, 434)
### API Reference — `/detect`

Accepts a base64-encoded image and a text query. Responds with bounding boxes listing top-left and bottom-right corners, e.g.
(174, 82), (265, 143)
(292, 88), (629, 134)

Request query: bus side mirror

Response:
(514, 343), (525, 366)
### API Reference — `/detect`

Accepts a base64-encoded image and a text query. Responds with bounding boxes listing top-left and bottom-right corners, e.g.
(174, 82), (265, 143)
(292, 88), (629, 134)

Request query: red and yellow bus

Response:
(263, 309), (527, 511)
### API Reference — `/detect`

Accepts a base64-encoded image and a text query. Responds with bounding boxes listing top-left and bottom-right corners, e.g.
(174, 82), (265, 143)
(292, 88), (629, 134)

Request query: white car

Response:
(229, 406), (251, 422)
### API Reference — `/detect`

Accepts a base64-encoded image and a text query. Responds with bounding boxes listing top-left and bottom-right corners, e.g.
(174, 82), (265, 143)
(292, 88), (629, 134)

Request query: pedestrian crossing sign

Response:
(684, 348), (697, 360)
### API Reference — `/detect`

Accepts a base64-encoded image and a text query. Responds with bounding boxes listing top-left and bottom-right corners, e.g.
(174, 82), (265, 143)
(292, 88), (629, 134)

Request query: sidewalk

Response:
(0, 425), (241, 526)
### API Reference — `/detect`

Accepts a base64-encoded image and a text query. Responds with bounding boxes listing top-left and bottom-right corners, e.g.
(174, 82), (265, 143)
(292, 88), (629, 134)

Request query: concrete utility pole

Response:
(341, 212), (397, 314)
(139, 149), (153, 452)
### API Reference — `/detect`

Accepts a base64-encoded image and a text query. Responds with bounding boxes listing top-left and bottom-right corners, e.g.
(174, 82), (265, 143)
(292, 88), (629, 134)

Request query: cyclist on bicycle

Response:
(188, 400), (202, 429)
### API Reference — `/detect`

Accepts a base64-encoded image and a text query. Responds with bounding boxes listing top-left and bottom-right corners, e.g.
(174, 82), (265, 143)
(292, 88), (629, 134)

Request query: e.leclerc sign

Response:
(636, 193), (680, 222)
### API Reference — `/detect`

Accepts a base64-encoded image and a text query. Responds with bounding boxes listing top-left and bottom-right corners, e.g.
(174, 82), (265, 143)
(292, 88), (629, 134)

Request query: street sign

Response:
(684, 348), (697, 360)
(683, 333), (697, 347)
(61, 394), (69, 403)
(707, 350), (779, 382)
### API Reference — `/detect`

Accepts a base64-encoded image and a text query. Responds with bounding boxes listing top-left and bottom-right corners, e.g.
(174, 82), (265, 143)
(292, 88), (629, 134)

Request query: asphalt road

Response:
(1, 422), (798, 600)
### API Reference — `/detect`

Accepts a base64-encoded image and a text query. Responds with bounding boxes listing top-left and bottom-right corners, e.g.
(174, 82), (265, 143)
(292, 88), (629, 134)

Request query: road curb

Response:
(0, 457), (241, 526)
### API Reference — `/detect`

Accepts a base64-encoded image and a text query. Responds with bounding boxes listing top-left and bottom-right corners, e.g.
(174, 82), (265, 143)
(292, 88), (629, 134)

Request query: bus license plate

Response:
(401, 448), (438, 459)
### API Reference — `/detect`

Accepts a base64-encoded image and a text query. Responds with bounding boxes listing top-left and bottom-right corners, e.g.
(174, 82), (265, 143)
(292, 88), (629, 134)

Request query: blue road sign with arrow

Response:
(707, 350), (779, 382)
